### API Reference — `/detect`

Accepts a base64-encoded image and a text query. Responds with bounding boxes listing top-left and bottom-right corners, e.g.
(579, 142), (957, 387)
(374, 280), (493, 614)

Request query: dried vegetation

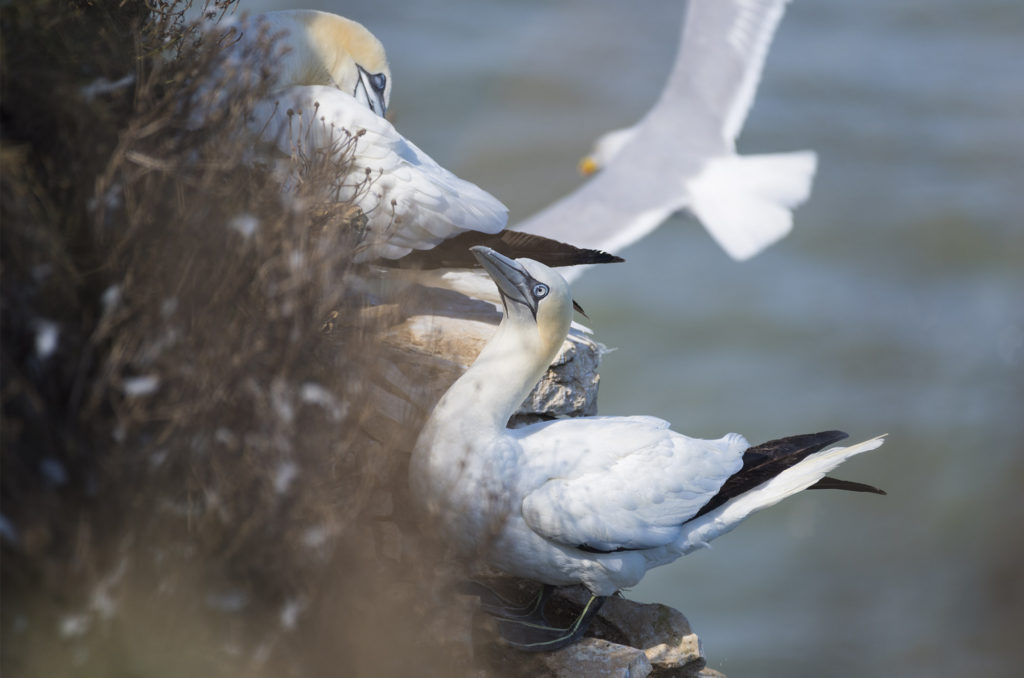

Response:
(1, 1), (458, 675)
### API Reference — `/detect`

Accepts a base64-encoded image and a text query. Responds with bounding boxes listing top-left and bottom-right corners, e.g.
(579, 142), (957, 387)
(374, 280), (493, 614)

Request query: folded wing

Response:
(518, 417), (748, 551)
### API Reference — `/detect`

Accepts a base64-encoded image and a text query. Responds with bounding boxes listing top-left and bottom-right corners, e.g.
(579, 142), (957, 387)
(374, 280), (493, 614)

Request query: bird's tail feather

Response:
(809, 476), (886, 494)
(688, 151), (817, 261)
(675, 434), (885, 554)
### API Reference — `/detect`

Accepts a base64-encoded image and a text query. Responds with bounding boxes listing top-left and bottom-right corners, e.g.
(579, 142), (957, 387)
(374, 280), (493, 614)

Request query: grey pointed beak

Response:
(354, 65), (388, 116)
(471, 246), (537, 315)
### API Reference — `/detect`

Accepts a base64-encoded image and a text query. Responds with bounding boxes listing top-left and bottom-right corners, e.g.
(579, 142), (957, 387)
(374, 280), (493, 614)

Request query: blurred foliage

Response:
(1, 1), (461, 675)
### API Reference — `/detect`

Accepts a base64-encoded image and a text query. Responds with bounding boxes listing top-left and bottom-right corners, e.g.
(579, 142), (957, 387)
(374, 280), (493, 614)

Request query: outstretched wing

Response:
(516, 417), (747, 552)
(512, 0), (803, 263)
(660, 0), (792, 148)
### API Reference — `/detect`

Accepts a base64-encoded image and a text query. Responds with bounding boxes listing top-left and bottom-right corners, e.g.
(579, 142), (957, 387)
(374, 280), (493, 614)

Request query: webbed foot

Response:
(456, 580), (554, 622)
(494, 594), (607, 652)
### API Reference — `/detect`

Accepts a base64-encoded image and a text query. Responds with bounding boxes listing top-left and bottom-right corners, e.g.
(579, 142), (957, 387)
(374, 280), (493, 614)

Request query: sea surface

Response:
(242, 1), (1023, 675)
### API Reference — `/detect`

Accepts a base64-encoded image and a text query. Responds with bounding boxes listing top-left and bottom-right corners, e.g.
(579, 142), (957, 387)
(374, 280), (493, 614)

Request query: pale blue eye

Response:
(533, 283), (549, 299)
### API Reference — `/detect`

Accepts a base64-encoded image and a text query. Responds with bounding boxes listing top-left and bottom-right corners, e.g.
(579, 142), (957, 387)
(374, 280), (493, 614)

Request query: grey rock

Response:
(539, 638), (652, 678)
(558, 586), (706, 676)
(469, 581), (715, 677)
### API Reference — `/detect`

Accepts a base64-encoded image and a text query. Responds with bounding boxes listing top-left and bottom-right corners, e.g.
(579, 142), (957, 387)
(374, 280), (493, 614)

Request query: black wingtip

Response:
(687, 430), (863, 522)
(582, 252), (625, 264)
(390, 230), (624, 269)
(490, 230), (624, 267)
(810, 477), (887, 495)
(753, 430), (850, 454)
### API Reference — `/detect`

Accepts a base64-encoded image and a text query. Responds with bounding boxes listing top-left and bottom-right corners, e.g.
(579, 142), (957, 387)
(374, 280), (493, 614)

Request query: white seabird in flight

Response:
(410, 247), (885, 651)
(515, 0), (817, 269)
(231, 11), (620, 267)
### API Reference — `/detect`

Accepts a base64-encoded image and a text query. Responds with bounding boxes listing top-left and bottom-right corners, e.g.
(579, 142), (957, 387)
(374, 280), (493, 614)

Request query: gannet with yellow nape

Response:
(515, 0), (817, 273)
(410, 247), (885, 651)
(225, 9), (391, 114)
(233, 11), (621, 267)
(249, 84), (508, 262)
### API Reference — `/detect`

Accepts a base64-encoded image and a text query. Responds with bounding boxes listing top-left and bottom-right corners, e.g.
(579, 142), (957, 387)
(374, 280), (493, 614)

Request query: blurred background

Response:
(191, 0), (1024, 675)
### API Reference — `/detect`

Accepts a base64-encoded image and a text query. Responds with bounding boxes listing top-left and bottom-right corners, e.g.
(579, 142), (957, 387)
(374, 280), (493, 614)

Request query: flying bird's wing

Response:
(514, 0), (815, 271)
(668, 0), (791, 147)
(517, 417), (747, 552)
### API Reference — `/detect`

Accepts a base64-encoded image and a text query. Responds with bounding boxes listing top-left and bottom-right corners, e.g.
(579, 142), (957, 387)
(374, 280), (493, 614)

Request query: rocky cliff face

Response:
(472, 583), (719, 678)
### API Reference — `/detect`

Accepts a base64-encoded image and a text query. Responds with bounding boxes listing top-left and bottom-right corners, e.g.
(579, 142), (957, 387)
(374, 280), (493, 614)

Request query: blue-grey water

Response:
(243, 1), (1023, 675)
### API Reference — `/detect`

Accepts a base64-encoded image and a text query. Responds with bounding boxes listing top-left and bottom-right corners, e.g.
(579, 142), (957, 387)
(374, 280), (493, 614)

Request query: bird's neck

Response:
(433, 320), (556, 435)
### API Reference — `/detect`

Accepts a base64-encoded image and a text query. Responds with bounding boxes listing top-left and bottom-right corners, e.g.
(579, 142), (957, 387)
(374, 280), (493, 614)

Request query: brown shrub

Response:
(2, 2), (454, 675)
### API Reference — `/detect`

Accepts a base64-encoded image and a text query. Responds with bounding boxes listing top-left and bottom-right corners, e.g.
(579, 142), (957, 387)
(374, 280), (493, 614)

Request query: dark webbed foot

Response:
(456, 581), (554, 621)
(494, 594), (607, 652)
(458, 580), (607, 651)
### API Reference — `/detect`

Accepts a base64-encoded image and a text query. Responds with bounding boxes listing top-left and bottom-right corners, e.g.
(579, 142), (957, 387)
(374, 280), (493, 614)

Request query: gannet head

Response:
(471, 246), (572, 350)
(264, 10), (392, 115)
(578, 126), (636, 176)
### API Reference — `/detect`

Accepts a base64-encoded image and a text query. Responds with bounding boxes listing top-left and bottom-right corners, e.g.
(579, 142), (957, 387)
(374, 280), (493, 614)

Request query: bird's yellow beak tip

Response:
(578, 156), (599, 176)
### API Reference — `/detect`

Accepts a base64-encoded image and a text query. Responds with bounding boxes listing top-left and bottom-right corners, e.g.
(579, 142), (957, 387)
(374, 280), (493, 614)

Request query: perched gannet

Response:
(233, 11), (621, 267)
(410, 247), (885, 651)
(249, 84), (509, 262)
(226, 9), (391, 114)
(215, 10), (503, 262)
(515, 0), (817, 269)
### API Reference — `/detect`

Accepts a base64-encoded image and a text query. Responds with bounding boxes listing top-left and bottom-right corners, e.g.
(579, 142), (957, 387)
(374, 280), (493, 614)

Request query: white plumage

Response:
(514, 419), (748, 556)
(249, 85), (507, 261)
(517, 0), (817, 272)
(411, 247), (884, 649)
(221, 11), (508, 262)
(221, 10), (392, 112)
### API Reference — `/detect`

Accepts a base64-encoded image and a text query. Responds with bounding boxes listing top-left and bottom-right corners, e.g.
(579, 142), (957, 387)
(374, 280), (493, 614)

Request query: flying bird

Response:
(231, 11), (620, 267)
(515, 0), (817, 272)
(410, 247), (885, 651)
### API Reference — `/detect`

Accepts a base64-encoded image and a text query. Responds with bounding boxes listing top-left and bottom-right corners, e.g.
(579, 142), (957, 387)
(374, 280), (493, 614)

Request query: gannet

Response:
(410, 247), (885, 651)
(225, 9), (391, 113)
(215, 10), (504, 262)
(515, 0), (817, 271)
(232, 11), (621, 267)
(248, 84), (510, 262)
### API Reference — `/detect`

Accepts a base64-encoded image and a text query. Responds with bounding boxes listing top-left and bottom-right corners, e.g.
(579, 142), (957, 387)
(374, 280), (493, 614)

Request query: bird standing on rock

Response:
(410, 247), (885, 651)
